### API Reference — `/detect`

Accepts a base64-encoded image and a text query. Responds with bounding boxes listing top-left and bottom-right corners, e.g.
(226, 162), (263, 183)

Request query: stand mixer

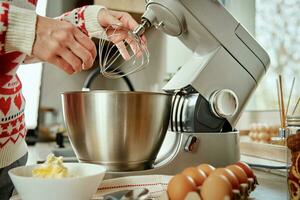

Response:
(62, 0), (270, 179)
(134, 0), (269, 132)
(111, 0), (269, 176)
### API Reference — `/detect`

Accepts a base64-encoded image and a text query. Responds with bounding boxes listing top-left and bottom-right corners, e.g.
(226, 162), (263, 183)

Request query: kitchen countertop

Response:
(27, 142), (289, 200)
(250, 170), (287, 200)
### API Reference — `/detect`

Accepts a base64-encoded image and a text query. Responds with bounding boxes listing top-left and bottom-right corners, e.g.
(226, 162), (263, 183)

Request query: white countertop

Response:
(250, 170), (288, 200)
(27, 142), (289, 199)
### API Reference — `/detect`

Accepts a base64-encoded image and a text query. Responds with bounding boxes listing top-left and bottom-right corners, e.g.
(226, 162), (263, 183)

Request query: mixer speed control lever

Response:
(184, 135), (198, 152)
(210, 89), (239, 119)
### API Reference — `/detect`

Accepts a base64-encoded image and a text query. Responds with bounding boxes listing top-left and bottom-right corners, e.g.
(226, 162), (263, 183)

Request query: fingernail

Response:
(82, 63), (86, 70)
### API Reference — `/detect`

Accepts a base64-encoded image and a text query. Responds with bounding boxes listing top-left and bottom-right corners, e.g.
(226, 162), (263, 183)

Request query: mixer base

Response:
(104, 131), (240, 179)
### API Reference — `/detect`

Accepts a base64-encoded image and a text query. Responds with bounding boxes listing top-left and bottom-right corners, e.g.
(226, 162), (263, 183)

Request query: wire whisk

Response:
(98, 25), (150, 79)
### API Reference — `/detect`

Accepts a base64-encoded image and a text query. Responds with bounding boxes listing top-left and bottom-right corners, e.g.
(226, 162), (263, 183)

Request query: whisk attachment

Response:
(133, 19), (152, 37)
(98, 25), (150, 79)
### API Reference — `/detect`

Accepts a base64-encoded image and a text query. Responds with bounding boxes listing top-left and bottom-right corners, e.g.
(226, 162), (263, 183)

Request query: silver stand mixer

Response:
(108, 0), (270, 177)
(62, 0), (270, 178)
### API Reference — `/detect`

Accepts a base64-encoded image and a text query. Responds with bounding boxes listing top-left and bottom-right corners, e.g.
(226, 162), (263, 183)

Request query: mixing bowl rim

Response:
(61, 90), (172, 96)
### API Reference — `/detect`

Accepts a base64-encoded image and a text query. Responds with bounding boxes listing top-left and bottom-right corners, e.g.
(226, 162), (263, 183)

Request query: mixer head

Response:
(98, 25), (150, 79)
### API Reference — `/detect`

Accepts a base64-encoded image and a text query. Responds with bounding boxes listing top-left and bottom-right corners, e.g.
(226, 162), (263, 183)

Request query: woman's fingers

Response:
(50, 56), (75, 74)
(107, 29), (128, 44)
(115, 41), (130, 60)
(98, 9), (123, 28)
(126, 37), (142, 58)
(73, 28), (97, 62)
(59, 48), (83, 72)
(33, 16), (97, 74)
(68, 40), (94, 70)
(97, 10), (149, 60)
(141, 35), (147, 46)
(108, 10), (139, 31)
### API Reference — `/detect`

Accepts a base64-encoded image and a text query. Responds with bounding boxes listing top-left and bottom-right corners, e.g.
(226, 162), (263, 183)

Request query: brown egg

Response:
(260, 124), (268, 133)
(210, 168), (239, 189)
(235, 161), (255, 178)
(248, 131), (255, 140)
(197, 164), (215, 176)
(226, 165), (248, 184)
(182, 167), (207, 186)
(167, 174), (198, 200)
(200, 175), (232, 200)
(257, 124), (263, 132)
(252, 132), (259, 141)
(259, 132), (271, 143)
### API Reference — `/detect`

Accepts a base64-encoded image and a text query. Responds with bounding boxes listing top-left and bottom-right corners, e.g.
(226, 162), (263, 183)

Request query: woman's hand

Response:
(32, 16), (97, 74)
(97, 9), (147, 60)
(98, 10), (139, 32)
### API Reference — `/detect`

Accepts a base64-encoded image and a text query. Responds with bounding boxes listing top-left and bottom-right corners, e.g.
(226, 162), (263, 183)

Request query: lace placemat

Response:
(10, 175), (172, 200)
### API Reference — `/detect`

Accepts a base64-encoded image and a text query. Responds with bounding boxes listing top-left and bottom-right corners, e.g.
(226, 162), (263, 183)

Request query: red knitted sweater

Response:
(0, 0), (104, 168)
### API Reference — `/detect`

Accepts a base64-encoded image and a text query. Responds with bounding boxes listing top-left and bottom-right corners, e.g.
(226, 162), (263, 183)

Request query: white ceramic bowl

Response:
(9, 163), (106, 200)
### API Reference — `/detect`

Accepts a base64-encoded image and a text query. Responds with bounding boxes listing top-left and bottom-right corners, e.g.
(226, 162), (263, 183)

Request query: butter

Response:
(32, 154), (69, 178)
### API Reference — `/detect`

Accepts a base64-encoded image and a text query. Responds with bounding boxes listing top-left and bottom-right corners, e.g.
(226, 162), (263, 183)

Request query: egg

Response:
(226, 165), (248, 184)
(197, 164), (215, 176)
(251, 132), (259, 141)
(210, 168), (239, 190)
(167, 174), (198, 200)
(200, 175), (232, 200)
(182, 167), (207, 186)
(235, 161), (255, 178)
(248, 131), (254, 140)
(257, 124), (263, 132)
(260, 124), (268, 133)
(259, 132), (271, 143)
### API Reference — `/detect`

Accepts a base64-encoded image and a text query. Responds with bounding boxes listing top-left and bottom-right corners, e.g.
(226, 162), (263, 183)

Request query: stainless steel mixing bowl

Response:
(61, 91), (172, 171)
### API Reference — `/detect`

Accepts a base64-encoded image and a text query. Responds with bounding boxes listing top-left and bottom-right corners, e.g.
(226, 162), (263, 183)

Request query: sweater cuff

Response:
(5, 6), (37, 55)
(84, 5), (106, 38)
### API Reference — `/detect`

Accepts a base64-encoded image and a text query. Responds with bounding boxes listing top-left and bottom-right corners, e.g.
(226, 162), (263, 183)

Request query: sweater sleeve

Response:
(0, 2), (37, 55)
(59, 5), (106, 38)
